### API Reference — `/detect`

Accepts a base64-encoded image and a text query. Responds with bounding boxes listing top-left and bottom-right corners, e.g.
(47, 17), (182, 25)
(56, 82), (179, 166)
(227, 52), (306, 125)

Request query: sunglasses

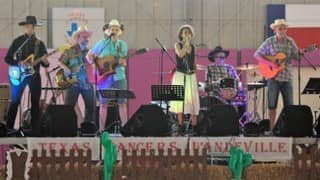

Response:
(215, 56), (226, 59)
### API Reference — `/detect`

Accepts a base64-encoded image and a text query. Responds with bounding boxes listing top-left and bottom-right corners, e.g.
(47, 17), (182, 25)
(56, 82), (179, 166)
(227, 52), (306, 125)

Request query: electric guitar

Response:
(258, 44), (317, 79)
(8, 45), (69, 84)
(55, 68), (79, 89)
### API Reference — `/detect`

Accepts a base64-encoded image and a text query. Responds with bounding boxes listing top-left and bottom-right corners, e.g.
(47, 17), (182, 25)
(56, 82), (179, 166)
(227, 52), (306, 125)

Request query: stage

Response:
(0, 136), (319, 179)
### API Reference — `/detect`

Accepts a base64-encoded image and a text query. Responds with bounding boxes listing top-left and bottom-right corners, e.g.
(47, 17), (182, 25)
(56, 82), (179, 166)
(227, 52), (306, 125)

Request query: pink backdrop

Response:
(1, 48), (320, 118)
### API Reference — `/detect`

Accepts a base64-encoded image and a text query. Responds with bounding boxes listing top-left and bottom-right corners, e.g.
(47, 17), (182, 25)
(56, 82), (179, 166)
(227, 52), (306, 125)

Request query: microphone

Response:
(135, 48), (149, 55)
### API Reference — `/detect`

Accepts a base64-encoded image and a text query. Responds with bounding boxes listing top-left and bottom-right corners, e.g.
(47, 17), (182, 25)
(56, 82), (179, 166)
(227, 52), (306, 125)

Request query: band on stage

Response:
(3, 16), (310, 136)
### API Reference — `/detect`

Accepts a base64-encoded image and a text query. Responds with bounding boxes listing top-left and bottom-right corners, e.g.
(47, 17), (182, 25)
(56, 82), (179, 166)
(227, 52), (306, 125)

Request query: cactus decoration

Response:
(101, 132), (118, 180)
(228, 146), (253, 180)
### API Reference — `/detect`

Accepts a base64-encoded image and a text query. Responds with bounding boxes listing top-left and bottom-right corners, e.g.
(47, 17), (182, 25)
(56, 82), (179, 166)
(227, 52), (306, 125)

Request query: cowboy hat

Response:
(18, 16), (43, 26)
(104, 19), (124, 36)
(270, 19), (288, 30)
(208, 46), (230, 62)
(72, 25), (93, 39)
(177, 24), (195, 41)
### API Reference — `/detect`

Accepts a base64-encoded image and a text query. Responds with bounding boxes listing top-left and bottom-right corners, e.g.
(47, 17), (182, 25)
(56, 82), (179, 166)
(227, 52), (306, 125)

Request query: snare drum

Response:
(219, 78), (237, 100)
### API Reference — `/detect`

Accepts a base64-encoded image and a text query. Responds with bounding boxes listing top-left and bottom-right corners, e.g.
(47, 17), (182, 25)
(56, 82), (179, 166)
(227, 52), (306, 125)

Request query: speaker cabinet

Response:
(197, 104), (240, 136)
(122, 104), (168, 137)
(41, 105), (77, 137)
(273, 105), (313, 137)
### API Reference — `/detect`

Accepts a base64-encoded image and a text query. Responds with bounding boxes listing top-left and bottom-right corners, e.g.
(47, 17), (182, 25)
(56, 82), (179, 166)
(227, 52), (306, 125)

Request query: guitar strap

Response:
(34, 38), (41, 59)
(32, 39), (41, 76)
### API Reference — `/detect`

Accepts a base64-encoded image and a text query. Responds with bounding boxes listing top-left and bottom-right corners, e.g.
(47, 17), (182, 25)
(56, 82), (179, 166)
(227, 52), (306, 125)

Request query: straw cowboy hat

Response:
(177, 24), (195, 41)
(208, 46), (230, 62)
(104, 19), (124, 36)
(18, 16), (43, 26)
(270, 19), (289, 30)
(72, 25), (93, 39)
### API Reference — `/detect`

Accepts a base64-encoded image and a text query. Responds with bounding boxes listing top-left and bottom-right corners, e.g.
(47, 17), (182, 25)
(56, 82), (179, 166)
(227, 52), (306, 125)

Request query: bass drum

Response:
(199, 95), (227, 111)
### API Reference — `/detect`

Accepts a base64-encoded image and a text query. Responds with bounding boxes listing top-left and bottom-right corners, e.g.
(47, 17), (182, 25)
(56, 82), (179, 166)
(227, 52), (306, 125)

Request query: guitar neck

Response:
(31, 49), (57, 67)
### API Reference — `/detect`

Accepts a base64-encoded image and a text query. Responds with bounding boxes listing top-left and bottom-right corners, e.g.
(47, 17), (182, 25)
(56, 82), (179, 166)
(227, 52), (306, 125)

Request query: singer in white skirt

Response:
(170, 24), (200, 135)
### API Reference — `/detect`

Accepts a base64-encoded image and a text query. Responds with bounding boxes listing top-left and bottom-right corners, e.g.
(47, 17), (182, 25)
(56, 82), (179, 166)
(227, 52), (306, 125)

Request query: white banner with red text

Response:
(26, 137), (293, 161)
(27, 138), (100, 160)
(189, 137), (293, 161)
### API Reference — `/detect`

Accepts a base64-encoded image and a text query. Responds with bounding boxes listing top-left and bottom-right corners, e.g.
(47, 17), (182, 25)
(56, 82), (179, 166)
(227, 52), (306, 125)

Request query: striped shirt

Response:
(254, 35), (299, 81)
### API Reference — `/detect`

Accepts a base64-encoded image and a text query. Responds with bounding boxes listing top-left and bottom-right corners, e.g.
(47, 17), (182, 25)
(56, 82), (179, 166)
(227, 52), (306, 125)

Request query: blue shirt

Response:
(90, 38), (128, 81)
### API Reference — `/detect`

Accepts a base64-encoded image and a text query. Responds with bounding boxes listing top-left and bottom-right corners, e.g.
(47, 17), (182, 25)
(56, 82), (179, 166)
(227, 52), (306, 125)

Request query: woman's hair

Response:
(178, 27), (192, 41)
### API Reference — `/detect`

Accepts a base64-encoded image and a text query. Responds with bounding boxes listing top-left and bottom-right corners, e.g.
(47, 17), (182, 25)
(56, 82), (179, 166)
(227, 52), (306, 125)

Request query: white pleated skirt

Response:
(169, 71), (200, 115)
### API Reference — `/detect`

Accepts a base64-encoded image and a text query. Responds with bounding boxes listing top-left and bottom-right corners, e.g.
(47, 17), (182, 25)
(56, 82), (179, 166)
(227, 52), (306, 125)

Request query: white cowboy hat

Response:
(177, 24), (195, 40)
(270, 19), (289, 30)
(104, 19), (124, 36)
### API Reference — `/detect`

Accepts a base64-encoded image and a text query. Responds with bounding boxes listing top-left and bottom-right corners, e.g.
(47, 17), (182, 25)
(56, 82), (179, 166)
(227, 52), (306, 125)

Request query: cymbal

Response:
(236, 64), (257, 71)
(198, 81), (206, 91)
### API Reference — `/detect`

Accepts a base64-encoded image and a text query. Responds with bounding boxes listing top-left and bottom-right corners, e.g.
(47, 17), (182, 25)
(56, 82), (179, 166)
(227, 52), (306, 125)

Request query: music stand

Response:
(151, 85), (184, 114)
(98, 89), (135, 135)
(302, 78), (320, 95)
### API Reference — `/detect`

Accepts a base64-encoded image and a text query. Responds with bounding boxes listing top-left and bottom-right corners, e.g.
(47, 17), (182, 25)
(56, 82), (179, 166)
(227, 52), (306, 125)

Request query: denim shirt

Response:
(90, 38), (128, 81)
(60, 44), (91, 89)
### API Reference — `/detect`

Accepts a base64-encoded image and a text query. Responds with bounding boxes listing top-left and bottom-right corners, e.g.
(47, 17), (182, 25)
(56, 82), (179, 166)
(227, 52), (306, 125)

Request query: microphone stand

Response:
(155, 38), (176, 85)
(155, 38), (176, 110)
(45, 68), (57, 104)
(298, 53), (317, 105)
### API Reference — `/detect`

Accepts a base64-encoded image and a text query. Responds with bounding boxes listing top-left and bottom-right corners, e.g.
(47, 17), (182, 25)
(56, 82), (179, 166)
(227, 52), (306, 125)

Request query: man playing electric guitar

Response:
(254, 19), (299, 129)
(4, 16), (49, 135)
(86, 19), (128, 132)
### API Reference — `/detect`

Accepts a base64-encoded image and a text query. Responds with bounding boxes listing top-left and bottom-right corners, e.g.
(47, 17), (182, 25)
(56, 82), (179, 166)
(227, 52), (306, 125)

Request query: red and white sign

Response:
(26, 137), (293, 161)
(27, 138), (100, 160)
(190, 137), (293, 161)
(108, 137), (189, 160)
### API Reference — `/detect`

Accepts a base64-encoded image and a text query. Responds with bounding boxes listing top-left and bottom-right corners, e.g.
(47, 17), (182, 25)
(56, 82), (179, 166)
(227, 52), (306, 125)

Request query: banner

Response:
(27, 137), (100, 160)
(109, 137), (189, 160)
(190, 137), (293, 161)
(50, 8), (104, 48)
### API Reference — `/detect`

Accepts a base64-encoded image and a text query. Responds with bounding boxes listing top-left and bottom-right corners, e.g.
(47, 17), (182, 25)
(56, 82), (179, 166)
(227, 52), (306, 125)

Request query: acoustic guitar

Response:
(95, 48), (148, 83)
(258, 44), (317, 79)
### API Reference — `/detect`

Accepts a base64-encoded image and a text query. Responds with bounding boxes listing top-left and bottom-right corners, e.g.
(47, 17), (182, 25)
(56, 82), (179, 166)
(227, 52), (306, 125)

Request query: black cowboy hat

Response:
(18, 16), (43, 26)
(208, 46), (230, 62)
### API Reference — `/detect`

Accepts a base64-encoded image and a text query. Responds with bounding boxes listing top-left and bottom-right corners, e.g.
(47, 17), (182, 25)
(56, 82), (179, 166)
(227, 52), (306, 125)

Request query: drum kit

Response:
(198, 63), (266, 127)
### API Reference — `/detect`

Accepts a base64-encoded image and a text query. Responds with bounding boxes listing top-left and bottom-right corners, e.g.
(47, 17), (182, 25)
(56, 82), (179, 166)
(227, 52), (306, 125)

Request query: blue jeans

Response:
(7, 74), (41, 130)
(65, 83), (94, 122)
(267, 79), (293, 109)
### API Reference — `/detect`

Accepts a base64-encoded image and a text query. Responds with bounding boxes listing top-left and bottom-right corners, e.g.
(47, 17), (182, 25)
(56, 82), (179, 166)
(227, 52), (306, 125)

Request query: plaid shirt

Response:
(59, 44), (91, 89)
(206, 63), (238, 81)
(254, 35), (299, 81)
(206, 63), (239, 96)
